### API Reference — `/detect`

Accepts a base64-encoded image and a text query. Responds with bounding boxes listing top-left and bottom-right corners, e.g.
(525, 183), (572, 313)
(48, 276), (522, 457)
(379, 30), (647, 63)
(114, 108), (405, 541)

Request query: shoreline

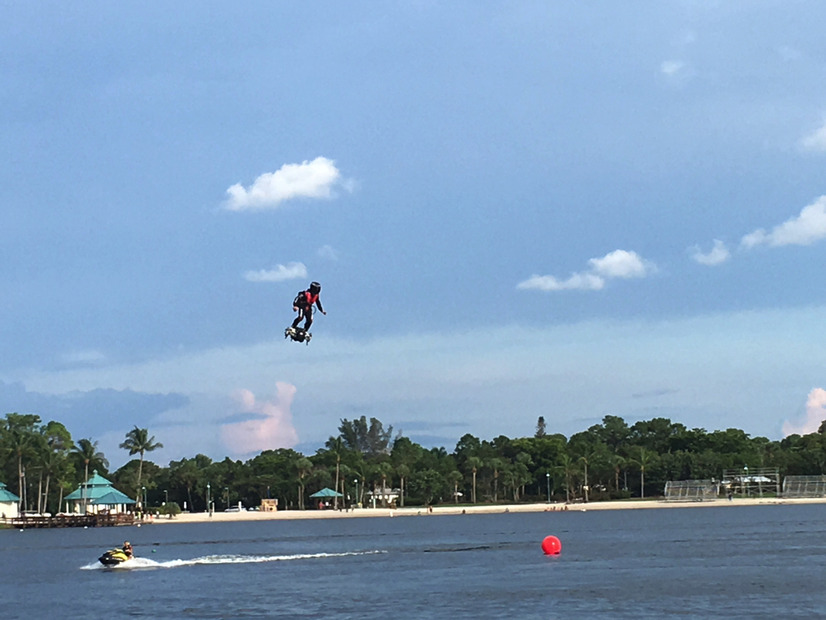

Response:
(147, 496), (826, 525)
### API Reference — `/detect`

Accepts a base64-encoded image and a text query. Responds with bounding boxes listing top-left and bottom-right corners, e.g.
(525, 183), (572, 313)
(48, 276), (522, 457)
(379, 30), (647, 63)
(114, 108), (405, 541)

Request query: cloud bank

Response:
(225, 157), (348, 211)
(244, 262), (307, 283)
(518, 249), (655, 292)
(221, 383), (299, 455)
(782, 388), (826, 436)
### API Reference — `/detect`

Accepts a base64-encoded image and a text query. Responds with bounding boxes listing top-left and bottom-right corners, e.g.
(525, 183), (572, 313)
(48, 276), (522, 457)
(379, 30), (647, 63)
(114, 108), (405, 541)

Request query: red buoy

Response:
(541, 535), (561, 555)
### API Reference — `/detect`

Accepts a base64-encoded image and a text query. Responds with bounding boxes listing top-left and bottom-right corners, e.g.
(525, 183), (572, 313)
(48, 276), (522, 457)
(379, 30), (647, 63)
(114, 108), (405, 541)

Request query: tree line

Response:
(3, 412), (826, 513)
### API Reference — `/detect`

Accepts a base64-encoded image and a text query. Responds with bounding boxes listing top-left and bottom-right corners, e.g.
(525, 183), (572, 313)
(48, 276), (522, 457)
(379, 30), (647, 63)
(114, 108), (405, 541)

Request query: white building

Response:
(0, 481), (20, 520)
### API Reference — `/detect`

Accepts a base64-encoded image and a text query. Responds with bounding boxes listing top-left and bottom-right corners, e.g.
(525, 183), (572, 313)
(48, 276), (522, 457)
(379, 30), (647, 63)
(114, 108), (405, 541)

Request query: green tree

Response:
(556, 453), (576, 503)
(39, 421), (74, 513)
(0, 413), (43, 509)
(610, 454), (627, 493)
(71, 438), (108, 513)
(630, 447), (653, 499)
(119, 426), (163, 507)
(296, 457), (313, 510)
(488, 457), (506, 503)
(466, 456), (482, 504)
(535, 416), (547, 438)
(338, 416), (394, 457)
(448, 470), (463, 503)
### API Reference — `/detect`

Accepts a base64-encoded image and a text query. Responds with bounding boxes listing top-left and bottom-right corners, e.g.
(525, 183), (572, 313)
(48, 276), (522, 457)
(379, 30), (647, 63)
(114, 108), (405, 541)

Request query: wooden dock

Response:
(9, 513), (136, 529)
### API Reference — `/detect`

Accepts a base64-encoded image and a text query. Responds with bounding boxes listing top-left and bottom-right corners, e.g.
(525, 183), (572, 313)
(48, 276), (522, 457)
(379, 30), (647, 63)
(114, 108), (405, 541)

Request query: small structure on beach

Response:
(309, 487), (344, 509)
(0, 481), (20, 520)
(64, 471), (136, 515)
(260, 498), (278, 512)
(365, 487), (400, 509)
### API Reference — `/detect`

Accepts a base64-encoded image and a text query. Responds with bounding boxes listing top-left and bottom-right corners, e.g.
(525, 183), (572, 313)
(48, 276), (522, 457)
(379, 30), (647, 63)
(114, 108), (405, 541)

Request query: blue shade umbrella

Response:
(308, 487), (343, 498)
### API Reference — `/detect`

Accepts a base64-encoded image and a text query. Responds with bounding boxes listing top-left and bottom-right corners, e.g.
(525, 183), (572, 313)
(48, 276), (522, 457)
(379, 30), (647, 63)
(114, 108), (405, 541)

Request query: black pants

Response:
(292, 305), (313, 330)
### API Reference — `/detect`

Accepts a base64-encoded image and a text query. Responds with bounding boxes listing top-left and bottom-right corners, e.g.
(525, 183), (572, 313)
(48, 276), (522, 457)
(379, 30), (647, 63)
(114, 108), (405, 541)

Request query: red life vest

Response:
(305, 291), (319, 306)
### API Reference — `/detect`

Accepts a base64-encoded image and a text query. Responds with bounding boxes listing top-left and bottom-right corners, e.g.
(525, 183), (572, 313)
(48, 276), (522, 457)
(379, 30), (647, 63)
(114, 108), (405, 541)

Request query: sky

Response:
(3, 1), (826, 469)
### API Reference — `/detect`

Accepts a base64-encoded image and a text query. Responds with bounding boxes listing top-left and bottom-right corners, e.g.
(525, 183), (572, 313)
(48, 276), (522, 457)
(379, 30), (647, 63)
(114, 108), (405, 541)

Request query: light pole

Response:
(164, 490), (168, 505)
(225, 487), (229, 510)
(142, 486), (147, 512)
(743, 465), (749, 497)
(354, 479), (359, 508)
(206, 483), (211, 515)
(546, 472), (551, 503)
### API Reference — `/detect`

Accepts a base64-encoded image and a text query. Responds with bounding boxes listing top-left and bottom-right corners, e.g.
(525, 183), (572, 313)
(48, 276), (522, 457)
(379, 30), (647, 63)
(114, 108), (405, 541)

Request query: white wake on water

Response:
(81, 550), (385, 571)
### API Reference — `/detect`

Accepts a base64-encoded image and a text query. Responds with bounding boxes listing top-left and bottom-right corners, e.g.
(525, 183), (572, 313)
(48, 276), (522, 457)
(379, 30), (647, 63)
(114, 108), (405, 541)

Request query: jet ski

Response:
(99, 547), (132, 566)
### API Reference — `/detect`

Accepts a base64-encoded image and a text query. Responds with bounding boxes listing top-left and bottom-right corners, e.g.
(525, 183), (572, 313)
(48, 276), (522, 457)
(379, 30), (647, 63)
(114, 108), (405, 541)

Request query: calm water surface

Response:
(3, 503), (826, 618)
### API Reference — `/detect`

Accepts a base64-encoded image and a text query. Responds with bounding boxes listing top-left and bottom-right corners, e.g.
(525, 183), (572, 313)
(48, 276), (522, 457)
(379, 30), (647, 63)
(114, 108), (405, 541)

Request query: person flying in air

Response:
(291, 281), (326, 332)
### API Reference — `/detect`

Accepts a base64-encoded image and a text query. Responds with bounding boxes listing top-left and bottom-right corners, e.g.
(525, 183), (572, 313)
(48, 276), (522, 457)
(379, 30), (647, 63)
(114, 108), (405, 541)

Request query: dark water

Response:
(3, 504), (826, 618)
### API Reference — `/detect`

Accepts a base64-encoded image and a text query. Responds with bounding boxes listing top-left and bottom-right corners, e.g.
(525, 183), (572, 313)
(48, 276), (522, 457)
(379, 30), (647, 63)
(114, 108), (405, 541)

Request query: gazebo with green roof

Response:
(0, 481), (20, 520)
(65, 471), (135, 515)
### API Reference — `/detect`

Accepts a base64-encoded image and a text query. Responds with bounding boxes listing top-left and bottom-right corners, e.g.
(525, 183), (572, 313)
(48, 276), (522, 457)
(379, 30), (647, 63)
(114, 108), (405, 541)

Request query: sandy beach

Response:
(148, 496), (826, 525)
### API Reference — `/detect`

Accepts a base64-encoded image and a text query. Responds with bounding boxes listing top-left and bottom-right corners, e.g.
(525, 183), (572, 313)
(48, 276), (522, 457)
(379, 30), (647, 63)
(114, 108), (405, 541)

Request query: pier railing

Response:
(9, 513), (136, 528)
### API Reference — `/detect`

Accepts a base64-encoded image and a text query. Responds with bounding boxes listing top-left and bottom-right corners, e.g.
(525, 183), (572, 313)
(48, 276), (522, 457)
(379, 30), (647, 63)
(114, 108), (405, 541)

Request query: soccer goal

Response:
(663, 480), (718, 502)
(782, 475), (826, 498)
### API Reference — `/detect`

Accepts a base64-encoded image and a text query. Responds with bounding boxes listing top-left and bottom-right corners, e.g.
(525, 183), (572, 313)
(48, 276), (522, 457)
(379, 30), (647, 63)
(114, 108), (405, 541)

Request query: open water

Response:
(3, 503), (826, 618)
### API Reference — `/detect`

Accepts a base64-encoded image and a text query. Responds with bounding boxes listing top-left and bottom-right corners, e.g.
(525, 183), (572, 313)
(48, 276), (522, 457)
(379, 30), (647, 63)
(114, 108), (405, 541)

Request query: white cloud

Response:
(659, 60), (696, 87)
(588, 249), (654, 279)
(800, 120), (826, 153)
(317, 245), (339, 261)
(690, 239), (730, 266)
(225, 157), (349, 211)
(517, 273), (605, 292)
(518, 249), (654, 292)
(740, 196), (826, 248)
(221, 383), (299, 455)
(782, 388), (826, 437)
(244, 262), (307, 283)
(660, 60), (685, 76)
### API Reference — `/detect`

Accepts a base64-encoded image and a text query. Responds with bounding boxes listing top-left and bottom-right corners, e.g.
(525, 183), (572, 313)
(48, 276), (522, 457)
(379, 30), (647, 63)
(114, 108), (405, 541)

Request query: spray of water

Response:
(81, 550), (385, 571)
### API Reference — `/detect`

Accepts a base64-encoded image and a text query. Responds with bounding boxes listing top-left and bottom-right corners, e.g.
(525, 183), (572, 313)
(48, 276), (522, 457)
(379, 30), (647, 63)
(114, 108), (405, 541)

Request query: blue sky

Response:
(3, 2), (826, 468)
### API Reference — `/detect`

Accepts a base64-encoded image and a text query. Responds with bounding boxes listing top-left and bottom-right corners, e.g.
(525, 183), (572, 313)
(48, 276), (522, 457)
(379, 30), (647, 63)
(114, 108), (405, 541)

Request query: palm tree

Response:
(71, 438), (108, 513)
(448, 470), (464, 503)
(611, 454), (627, 493)
(396, 464), (411, 507)
(119, 426), (163, 507)
(338, 463), (352, 509)
(631, 447), (653, 499)
(296, 457), (313, 510)
(39, 421), (73, 514)
(375, 462), (393, 507)
(489, 458), (506, 503)
(328, 437), (343, 509)
(0, 413), (42, 511)
(467, 456), (482, 504)
(36, 449), (65, 514)
(578, 449), (601, 503)
(556, 453), (576, 503)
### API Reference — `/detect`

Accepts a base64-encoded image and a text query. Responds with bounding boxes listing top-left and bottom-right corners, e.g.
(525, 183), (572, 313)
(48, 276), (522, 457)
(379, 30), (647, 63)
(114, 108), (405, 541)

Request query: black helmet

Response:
(309, 281), (321, 294)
